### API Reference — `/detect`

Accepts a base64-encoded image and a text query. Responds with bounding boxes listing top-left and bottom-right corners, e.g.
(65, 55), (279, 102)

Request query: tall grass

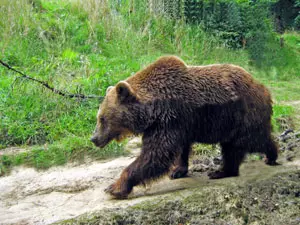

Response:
(0, 0), (299, 173)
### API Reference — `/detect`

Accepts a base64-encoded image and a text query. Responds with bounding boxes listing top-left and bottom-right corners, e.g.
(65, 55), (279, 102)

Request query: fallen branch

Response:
(0, 60), (103, 100)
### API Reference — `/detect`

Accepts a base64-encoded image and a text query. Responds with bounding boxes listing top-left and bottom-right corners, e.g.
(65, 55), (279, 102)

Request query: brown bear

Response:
(91, 56), (278, 199)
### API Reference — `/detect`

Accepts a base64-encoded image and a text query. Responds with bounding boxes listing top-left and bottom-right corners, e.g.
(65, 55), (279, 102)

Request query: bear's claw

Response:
(264, 159), (280, 166)
(169, 166), (188, 179)
(264, 157), (281, 166)
(104, 184), (114, 193)
(208, 170), (238, 179)
(104, 183), (129, 199)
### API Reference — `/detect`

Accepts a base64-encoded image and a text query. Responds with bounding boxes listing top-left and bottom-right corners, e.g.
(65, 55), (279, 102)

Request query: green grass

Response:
(0, 138), (125, 176)
(267, 80), (300, 102)
(0, 0), (299, 173)
(193, 144), (220, 157)
(283, 32), (300, 53)
(272, 104), (295, 131)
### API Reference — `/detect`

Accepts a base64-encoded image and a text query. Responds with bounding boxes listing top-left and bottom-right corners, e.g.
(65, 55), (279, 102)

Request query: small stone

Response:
(224, 194), (230, 200)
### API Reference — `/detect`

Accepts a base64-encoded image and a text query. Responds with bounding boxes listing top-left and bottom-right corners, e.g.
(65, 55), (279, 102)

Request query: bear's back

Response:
(125, 56), (269, 108)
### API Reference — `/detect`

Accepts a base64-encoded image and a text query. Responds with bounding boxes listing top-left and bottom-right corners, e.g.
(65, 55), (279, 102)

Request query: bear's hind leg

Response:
(208, 142), (246, 179)
(263, 137), (278, 165)
(169, 145), (191, 179)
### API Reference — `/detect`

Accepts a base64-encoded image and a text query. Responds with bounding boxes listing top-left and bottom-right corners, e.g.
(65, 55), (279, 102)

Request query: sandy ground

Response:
(0, 138), (193, 224)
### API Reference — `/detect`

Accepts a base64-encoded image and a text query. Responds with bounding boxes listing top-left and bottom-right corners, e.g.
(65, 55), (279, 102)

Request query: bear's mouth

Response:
(91, 131), (127, 148)
(91, 136), (111, 148)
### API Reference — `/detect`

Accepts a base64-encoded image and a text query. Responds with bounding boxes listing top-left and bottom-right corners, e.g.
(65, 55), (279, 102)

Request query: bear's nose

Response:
(90, 136), (97, 143)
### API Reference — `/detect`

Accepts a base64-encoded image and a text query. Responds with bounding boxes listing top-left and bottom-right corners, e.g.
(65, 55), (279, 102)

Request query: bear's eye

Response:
(100, 116), (105, 124)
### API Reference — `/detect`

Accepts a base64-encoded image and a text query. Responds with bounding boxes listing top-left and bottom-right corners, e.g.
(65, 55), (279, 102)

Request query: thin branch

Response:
(0, 60), (103, 100)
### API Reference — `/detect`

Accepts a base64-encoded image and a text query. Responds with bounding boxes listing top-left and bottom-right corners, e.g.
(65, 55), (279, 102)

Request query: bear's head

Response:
(91, 81), (139, 148)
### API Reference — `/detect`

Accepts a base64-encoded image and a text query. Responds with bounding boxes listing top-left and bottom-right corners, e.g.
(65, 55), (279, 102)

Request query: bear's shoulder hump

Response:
(153, 56), (187, 70)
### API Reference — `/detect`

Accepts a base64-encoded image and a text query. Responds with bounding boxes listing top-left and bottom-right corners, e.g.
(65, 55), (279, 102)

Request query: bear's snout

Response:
(91, 135), (104, 147)
(90, 134), (110, 148)
(90, 135), (98, 145)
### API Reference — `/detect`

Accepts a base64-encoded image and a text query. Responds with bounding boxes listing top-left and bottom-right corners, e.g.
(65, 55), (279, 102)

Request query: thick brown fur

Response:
(91, 56), (278, 199)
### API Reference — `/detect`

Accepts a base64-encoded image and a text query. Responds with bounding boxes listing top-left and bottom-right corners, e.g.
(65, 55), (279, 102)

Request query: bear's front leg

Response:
(105, 131), (181, 199)
(170, 145), (191, 179)
(104, 168), (133, 199)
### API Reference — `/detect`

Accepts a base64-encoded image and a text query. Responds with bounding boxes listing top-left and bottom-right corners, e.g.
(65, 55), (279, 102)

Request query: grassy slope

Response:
(0, 0), (299, 174)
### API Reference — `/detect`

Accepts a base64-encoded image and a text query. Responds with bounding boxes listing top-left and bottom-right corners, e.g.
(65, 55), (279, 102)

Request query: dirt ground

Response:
(61, 167), (300, 225)
(0, 133), (299, 225)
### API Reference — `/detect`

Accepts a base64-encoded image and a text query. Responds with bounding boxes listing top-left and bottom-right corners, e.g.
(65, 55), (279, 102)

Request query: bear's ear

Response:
(106, 86), (114, 95)
(116, 81), (136, 103)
